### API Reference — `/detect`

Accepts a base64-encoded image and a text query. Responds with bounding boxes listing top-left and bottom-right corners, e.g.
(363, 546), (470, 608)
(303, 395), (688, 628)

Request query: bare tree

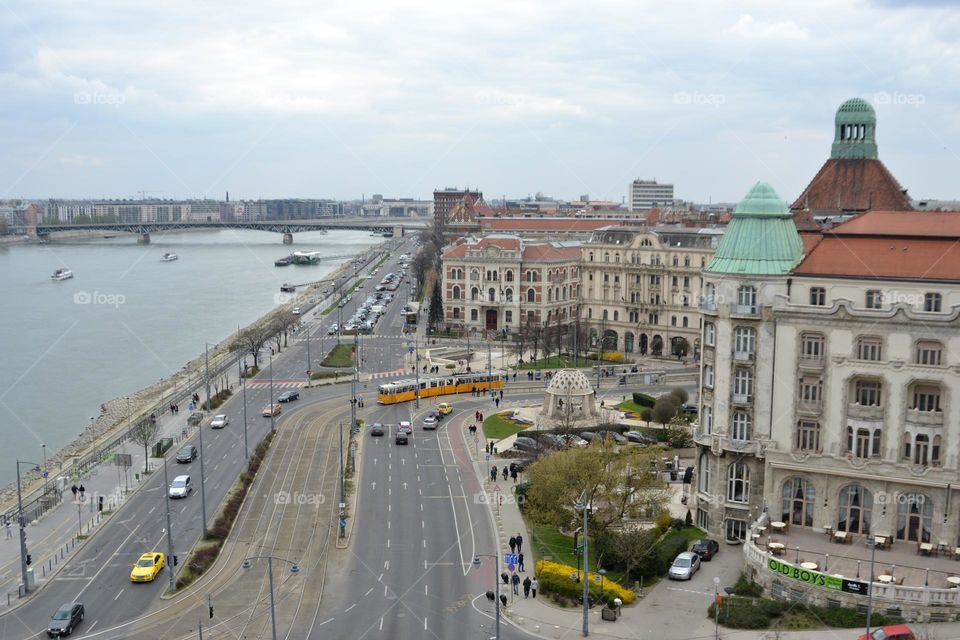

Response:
(271, 314), (298, 349)
(235, 324), (272, 369)
(129, 418), (159, 475)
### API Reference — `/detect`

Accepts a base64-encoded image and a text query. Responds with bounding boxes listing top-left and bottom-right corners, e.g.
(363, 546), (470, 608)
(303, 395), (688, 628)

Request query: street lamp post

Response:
(197, 411), (209, 539)
(866, 536), (877, 639)
(339, 422), (346, 538)
(237, 327), (249, 461)
(713, 576), (720, 640)
(204, 344), (212, 411)
(575, 491), (589, 637)
(241, 556), (300, 640)
(414, 329), (421, 409)
(15, 460), (41, 593)
(162, 454), (176, 592)
(473, 551), (501, 640)
(269, 353), (276, 432)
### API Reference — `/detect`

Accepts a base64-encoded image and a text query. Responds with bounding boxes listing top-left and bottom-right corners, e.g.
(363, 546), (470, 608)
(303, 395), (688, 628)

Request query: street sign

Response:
(485, 453), (491, 461)
(508, 564), (515, 572)
(115, 453), (132, 468)
(504, 553), (518, 566)
(408, 346), (415, 353)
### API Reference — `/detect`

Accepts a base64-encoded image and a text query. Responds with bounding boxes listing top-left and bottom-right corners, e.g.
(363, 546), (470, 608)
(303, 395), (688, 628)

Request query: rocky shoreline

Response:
(0, 241), (389, 512)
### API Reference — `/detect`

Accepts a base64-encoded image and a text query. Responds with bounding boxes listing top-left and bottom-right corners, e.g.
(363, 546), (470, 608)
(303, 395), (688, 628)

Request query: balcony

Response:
(692, 430), (760, 454)
(906, 408), (944, 427)
(732, 350), (755, 363)
(730, 303), (762, 317)
(796, 399), (822, 415)
(732, 393), (753, 405)
(846, 403), (883, 421)
(699, 299), (717, 313)
(798, 355), (825, 370)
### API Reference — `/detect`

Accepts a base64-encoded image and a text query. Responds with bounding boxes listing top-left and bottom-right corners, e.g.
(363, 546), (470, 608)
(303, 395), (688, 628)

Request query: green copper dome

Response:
(831, 97), (878, 159)
(705, 182), (803, 276)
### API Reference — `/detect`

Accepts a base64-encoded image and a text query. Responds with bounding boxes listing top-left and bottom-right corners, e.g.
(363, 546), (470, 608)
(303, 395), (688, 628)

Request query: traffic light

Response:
(25, 554), (31, 566)
(173, 555), (178, 566)
(209, 604), (214, 619)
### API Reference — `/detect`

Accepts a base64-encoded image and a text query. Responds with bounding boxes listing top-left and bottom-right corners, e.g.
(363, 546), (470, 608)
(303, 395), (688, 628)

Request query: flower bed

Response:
(535, 559), (635, 605)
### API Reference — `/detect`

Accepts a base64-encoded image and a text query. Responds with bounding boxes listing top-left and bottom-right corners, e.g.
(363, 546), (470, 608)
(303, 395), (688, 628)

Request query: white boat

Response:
(51, 268), (73, 281)
(292, 251), (321, 265)
(161, 252), (178, 262)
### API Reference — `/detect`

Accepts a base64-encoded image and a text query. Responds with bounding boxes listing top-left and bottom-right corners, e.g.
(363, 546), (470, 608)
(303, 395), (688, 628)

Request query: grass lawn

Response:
(616, 400), (650, 415)
(310, 370), (346, 380)
(482, 412), (527, 440)
(514, 355), (593, 370)
(320, 344), (354, 368)
(527, 521), (631, 586)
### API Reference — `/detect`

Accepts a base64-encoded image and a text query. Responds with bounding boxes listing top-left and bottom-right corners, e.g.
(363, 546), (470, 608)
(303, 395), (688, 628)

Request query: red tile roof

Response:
(791, 159), (912, 213)
(479, 218), (618, 232)
(522, 244), (581, 261)
(792, 210), (960, 281)
(441, 236), (521, 259)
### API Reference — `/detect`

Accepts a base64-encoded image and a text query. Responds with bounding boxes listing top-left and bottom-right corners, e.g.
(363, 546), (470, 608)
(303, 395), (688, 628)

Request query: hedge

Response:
(631, 392), (656, 408)
(707, 596), (893, 630)
(536, 560), (635, 605)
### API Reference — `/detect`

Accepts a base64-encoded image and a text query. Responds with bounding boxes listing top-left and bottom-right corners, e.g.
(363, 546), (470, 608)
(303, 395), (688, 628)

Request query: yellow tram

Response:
(377, 370), (508, 404)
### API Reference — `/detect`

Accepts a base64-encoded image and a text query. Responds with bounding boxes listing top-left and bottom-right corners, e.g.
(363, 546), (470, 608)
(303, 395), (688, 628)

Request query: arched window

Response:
(837, 485), (872, 534)
(547, 289), (553, 302)
(488, 288), (496, 302)
(471, 269), (480, 281)
(698, 453), (711, 494)
(604, 252), (609, 262)
(615, 253), (620, 263)
(781, 478), (815, 528)
(505, 270), (514, 282)
(504, 288), (513, 302)
(527, 288), (535, 303)
(682, 316), (688, 328)
(452, 286), (461, 300)
(588, 308), (593, 319)
(726, 463), (750, 503)
(471, 287), (479, 301)
(613, 310), (619, 321)
(589, 252), (594, 262)
(602, 309), (608, 321)
(896, 493), (932, 542)
(684, 256), (690, 267)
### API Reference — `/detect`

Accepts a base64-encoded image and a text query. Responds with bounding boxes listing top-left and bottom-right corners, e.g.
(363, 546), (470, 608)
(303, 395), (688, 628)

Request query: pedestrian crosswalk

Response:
(369, 368), (407, 379)
(246, 380), (305, 389)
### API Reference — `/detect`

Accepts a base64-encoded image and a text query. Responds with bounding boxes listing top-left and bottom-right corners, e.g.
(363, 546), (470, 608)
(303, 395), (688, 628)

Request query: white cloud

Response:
(729, 14), (809, 40)
(59, 154), (105, 168)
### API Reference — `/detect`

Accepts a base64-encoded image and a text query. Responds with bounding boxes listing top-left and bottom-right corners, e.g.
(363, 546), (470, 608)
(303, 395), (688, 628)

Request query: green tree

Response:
(652, 397), (678, 427)
(668, 387), (689, 405)
(640, 408), (653, 424)
(428, 283), (444, 330)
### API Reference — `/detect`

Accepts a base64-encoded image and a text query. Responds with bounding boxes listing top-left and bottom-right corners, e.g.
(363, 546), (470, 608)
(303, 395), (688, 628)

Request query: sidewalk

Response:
(0, 366), (240, 609)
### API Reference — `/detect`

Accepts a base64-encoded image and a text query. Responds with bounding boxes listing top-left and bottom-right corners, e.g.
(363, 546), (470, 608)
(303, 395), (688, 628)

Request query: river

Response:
(0, 229), (381, 486)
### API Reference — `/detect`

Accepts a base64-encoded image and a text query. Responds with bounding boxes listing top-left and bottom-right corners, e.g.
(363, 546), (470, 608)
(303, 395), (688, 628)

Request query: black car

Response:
(175, 445), (198, 463)
(370, 423), (385, 436)
(595, 431), (627, 444)
(537, 433), (565, 449)
(579, 431), (597, 442)
(395, 430), (408, 445)
(624, 431), (657, 445)
(691, 538), (720, 561)
(512, 437), (541, 453)
(48, 602), (84, 637)
(277, 390), (300, 403)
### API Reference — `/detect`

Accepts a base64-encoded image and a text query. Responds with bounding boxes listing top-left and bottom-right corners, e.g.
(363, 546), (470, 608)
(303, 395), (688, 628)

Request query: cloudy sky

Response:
(1, 0), (958, 204)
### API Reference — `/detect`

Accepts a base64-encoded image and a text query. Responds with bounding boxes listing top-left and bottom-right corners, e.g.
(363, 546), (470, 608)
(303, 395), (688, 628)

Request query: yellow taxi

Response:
(130, 552), (165, 583)
(437, 402), (453, 416)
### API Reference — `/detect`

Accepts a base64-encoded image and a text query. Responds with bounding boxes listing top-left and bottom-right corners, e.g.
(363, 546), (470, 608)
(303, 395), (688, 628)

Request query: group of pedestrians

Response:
(70, 484), (86, 502)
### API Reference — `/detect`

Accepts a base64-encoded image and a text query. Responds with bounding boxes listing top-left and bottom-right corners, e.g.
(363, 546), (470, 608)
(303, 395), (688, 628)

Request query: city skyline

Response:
(1, 1), (958, 204)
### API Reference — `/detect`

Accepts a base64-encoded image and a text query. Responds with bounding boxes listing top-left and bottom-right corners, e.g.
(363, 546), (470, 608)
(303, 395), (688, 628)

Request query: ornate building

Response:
(579, 225), (721, 357)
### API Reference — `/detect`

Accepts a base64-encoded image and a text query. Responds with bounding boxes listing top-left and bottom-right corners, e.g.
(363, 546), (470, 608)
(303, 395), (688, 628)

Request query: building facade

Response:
(433, 188), (482, 227)
(579, 226), (721, 357)
(440, 235), (581, 338)
(629, 179), (674, 211)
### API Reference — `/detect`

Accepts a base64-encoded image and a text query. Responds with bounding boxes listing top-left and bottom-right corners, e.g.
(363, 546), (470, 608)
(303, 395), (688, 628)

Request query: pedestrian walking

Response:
(499, 389), (504, 400)
(515, 533), (523, 554)
(518, 552), (525, 571)
(511, 572), (520, 595)
(71, 484), (78, 500)
(523, 576), (531, 597)
(502, 467), (508, 481)
(491, 466), (498, 482)
(5, 520), (12, 540)
(531, 577), (538, 598)
(501, 571), (509, 585)
(508, 536), (517, 554)
(79, 485), (86, 501)
(510, 467), (518, 483)
(495, 397), (500, 408)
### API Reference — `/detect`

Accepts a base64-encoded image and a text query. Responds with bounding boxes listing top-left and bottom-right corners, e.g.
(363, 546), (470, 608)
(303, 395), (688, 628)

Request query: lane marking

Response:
(345, 604), (356, 612)
(114, 588), (124, 600)
(364, 587), (374, 596)
(318, 617), (334, 627)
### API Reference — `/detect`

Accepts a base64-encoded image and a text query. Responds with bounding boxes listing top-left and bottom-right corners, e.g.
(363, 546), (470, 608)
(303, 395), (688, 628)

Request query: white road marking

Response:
(424, 617), (428, 630)
(114, 589), (124, 600)
(388, 504), (391, 512)
(345, 604), (356, 612)
(147, 506), (156, 515)
(378, 572), (383, 581)
(422, 520), (425, 529)
(87, 621), (98, 633)
(379, 617), (384, 631)
(384, 560), (389, 570)
(364, 587), (374, 596)
(222, 453), (228, 459)
(387, 539), (391, 548)
(422, 539), (426, 548)
(387, 521), (390, 529)
(425, 585), (428, 595)
(318, 617), (334, 626)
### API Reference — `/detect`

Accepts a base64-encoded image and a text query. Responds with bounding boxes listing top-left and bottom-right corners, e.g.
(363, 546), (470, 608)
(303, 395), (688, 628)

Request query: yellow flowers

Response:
(535, 559), (635, 604)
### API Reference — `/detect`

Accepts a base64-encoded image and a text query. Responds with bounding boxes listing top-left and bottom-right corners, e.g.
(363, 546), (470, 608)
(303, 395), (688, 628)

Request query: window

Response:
(527, 311), (534, 324)
(734, 327), (756, 356)
(471, 269), (480, 281)
(896, 493), (932, 543)
(613, 310), (619, 321)
(704, 322), (716, 347)
(452, 307), (460, 319)
(782, 477), (815, 527)
(547, 289), (553, 302)
(795, 421), (820, 452)
(736, 286), (757, 311)
(924, 292), (942, 312)
(671, 316), (677, 326)
(527, 288), (535, 303)
(488, 288), (496, 302)
(731, 412), (752, 441)
(683, 276), (690, 288)
(726, 463), (750, 503)
(672, 255), (679, 266)
(800, 333), (824, 361)
(697, 509), (709, 530)
(702, 405), (713, 434)
(505, 288), (513, 302)
(452, 286), (461, 300)
(602, 309), (608, 321)
(726, 520), (747, 542)
(505, 310), (512, 324)
(856, 337), (882, 361)
(809, 287), (826, 306)
(733, 369), (753, 399)
(684, 256), (691, 267)
(698, 454), (711, 494)
(837, 485), (873, 534)
(603, 273), (609, 283)
(847, 427), (880, 458)
(470, 309), (478, 321)
(671, 276), (678, 287)
(682, 317), (688, 327)
(588, 308), (593, 319)
(911, 385), (941, 412)
(704, 364), (714, 388)
(505, 270), (513, 282)
(915, 341), (943, 366)
(799, 377), (822, 406)
(854, 379), (882, 406)
(471, 287), (479, 301)
(865, 289), (883, 309)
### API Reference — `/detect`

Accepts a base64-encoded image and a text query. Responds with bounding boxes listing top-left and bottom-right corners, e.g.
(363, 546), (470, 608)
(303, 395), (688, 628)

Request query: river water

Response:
(0, 229), (381, 486)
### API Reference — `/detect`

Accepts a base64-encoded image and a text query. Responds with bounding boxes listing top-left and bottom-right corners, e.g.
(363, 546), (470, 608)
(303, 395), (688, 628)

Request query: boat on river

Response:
(161, 252), (178, 262)
(51, 268), (73, 281)
(275, 255), (293, 267)
(292, 251), (321, 265)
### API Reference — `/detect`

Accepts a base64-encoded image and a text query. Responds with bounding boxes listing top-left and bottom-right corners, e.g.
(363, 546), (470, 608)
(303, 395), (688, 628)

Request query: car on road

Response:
(327, 324), (339, 335)
(422, 415), (437, 430)
(210, 414), (229, 429)
(624, 431), (657, 445)
(370, 423), (385, 436)
(395, 429), (408, 445)
(130, 552), (165, 583)
(667, 551), (700, 580)
(175, 445), (198, 463)
(261, 404), (282, 417)
(437, 402), (453, 416)
(47, 602), (84, 637)
(399, 421), (412, 434)
(277, 390), (300, 403)
(292, 307), (301, 315)
(858, 625), (917, 640)
(168, 475), (192, 499)
(690, 539), (720, 561)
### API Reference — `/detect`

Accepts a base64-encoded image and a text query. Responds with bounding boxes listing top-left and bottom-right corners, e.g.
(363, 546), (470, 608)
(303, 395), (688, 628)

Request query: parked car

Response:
(395, 430), (408, 445)
(168, 475), (192, 499)
(579, 431), (597, 442)
(624, 430), (657, 445)
(291, 307), (301, 315)
(668, 551), (701, 580)
(690, 539), (720, 561)
(261, 404), (282, 417)
(858, 626), (917, 640)
(370, 423), (385, 436)
(130, 552), (165, 583)
(47, 602), (84, 637)
(511, 458), (535, 471)
(210, 414), (229, 428)
(537, 433), (565, 449)
(560, 434), (588, 448)
(175, 445), (198, 463)
(277, 390), (300, 403)
(327, 324), (339, 335)
(423, 416), (438, 430)
(513, 436), (541, 454)
(598, 431), (627, 444)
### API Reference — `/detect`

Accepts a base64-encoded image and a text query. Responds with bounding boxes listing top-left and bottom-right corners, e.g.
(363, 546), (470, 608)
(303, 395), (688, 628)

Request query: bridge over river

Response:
(33, 218), (428, 244)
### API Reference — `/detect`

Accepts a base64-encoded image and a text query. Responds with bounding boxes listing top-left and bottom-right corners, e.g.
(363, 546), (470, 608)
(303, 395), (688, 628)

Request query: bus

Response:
(403, 301), (419, 327)
(378, 370), (508, 404)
